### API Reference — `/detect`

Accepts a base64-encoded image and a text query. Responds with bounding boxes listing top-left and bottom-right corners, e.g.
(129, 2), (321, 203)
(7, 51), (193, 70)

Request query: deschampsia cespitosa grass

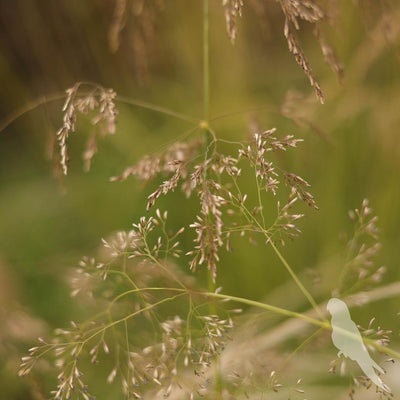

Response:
(8, 1), (400, 399)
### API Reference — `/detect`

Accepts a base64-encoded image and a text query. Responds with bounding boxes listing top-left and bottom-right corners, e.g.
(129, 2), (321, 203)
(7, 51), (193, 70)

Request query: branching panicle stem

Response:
(203, 0), (210, 125)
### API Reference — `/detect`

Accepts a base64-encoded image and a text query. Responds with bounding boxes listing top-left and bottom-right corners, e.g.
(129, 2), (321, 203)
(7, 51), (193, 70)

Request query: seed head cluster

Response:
(113, 127), (315, 282)
(222, 0), (243, 44)
(223, 0), (347, 103)
(56, 83), (118, 175)
(20, 212), (238, 399)
(337, 199), (386, 295)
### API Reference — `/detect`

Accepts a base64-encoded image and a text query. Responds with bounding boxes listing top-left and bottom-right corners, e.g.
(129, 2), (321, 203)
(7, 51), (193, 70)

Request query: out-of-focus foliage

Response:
(1, 1), (400, 399)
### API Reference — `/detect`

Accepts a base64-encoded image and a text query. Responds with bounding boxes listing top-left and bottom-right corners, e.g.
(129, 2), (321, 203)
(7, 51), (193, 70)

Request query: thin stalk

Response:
(267, 238), (323, 318)
(0, 93), (66, 134)
(275, 327), (323, 375)
(0, 90), (199, 135)
(124, 320), (131, 400)
(83, 293), (186, 344)
(224, 183), (322, 318)
(117, 95), (199, 124)
(203, 0), (210, 125)
(202, 2), (222, 396)
(209, 291), (327, 327)
(202, 0), (216, 294)
(204, 291), (400, 359)
(201, 0), (213, 155)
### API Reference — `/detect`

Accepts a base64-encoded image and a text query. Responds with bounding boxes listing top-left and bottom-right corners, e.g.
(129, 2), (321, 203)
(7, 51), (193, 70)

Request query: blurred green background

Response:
(1, 1), (400, 398)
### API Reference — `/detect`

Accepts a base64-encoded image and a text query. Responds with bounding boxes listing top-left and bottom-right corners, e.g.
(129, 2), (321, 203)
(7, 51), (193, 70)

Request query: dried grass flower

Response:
(56, 82), (118, 175)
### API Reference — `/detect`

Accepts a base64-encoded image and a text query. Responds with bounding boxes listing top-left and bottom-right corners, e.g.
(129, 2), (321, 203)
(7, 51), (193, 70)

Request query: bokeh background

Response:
(1, 1), (400, 398)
